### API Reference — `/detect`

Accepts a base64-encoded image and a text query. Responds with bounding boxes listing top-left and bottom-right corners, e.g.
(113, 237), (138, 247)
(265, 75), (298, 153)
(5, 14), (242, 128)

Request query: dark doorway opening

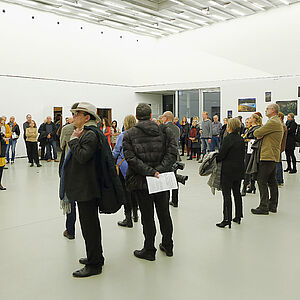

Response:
(163, 95), (174, 113)
(97, 108), (112, 125)
(53, 107), (63, 150)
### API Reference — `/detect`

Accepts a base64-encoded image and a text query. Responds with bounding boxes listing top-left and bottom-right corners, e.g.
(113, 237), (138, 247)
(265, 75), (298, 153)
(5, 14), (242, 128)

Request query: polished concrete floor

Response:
(0, 158), (299, 300)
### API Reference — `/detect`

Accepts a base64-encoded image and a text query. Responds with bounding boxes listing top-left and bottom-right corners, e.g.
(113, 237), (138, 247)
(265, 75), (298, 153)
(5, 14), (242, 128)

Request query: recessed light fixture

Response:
(211, 14), (227, 21)
(279, 0), (289, 4)
(209, 1), (224, 8)
(18, 0), (38, 6)
(59, 8), (72, 13)
(117, 15), (137, 22)
(251, 2), (265, 10)
(169, 0), (184, 6)
(231, 9), (246, 16)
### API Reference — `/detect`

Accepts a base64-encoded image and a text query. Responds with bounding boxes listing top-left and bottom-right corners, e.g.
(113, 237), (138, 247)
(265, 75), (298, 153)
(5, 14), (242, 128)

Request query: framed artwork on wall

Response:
(238, 98), (256, 112)
(298, 87), (300, 97)
(265, 92), (271, 102)
(276, 100), (298, 116)
(227, 110), (233, 118)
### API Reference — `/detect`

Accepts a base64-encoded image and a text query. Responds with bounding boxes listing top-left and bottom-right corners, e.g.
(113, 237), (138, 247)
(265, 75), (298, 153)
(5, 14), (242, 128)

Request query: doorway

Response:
(97, 108), (112, 125)
(163, 95), (175, 113)
(202, 92), (221, 119)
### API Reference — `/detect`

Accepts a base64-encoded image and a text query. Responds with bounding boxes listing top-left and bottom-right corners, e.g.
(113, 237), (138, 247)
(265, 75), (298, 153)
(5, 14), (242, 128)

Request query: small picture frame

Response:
(227, 110), (233, 118)
(265, 92), (271, 102)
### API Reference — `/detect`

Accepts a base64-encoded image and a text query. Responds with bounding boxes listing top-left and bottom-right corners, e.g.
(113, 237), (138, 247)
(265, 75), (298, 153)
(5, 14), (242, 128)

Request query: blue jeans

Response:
(6, 139), (17, 162)
(211, 136), (220, 151)
(276, 161), (284, 184)
(46, 140), (57, 160)
(201, 138), (212, 156)
(66, 201), (76, 236)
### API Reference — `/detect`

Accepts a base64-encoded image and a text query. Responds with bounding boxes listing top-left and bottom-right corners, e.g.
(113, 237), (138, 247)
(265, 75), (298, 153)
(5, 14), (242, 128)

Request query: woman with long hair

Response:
(111, 120), (120, 150)
(101, 117), (111, 146)
(112, 115), (139, 227)
(285, 113), (297, 173)
(187, 120), (201, 161)
(0, 117), (7, 190)
(180, 116), (190, 156)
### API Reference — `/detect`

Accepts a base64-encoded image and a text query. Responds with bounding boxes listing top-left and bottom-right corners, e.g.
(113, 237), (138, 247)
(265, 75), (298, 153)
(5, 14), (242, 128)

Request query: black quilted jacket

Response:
(123, 120), (178, 191)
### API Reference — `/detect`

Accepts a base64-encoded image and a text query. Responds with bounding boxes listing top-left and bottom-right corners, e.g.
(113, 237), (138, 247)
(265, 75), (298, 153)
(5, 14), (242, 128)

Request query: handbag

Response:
(116, 158), (125, 176)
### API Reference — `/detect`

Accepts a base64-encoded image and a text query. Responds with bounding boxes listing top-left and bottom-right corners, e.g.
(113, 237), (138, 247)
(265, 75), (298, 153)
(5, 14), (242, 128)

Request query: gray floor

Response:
(0, 158), (299, 300)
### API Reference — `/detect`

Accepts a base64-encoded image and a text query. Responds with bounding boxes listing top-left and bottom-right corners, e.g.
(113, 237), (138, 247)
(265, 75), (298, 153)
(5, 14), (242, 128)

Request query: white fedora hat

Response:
(70, 102), (100, 122)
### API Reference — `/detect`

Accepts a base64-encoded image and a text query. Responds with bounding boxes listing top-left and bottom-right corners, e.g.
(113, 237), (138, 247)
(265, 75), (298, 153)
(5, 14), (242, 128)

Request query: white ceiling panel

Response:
(1, 0), (299, 37)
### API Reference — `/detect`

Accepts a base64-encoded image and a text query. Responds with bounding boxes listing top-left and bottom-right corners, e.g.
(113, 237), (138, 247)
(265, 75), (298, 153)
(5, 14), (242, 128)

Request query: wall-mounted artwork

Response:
(265, 92), (271, 102)
(276, 100), (298, 116)
(227, 110), (233, 118)
(298, 87), (300, 97)
(238, 98), (256, 112)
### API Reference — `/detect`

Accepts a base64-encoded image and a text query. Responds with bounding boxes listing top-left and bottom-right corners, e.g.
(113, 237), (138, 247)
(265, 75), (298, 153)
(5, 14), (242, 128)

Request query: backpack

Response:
(85, 126), (125, 214)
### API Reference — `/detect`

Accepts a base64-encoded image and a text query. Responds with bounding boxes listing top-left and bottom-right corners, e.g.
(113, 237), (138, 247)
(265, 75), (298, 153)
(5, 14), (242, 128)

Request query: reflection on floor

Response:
(0, 158), (299, 300)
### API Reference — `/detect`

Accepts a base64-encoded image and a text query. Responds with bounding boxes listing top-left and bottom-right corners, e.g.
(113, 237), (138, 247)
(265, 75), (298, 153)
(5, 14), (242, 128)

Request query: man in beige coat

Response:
(251, 104), (283, 215)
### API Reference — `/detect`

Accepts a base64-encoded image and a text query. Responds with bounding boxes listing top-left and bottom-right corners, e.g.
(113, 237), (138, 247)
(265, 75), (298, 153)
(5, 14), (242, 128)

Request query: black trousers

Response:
(171, 188), (179, 206)
(180, 138), (187, 155)
(189, 148), (200, 160)
(77, 200), (104, 267)
(285, 149), (297, 170)
(257, 161), (278, 211)
(120, 174), (138, 216)
(221, 179), (243, 221)
(25, 141), (30, 159)
(135, 190), (173, 253)
(27, 141), (40, 165)
(0, 166), (3, 184)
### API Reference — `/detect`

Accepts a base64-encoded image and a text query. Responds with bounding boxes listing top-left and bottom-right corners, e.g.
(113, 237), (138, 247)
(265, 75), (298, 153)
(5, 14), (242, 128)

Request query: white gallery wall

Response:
(1, 2), (300, 158)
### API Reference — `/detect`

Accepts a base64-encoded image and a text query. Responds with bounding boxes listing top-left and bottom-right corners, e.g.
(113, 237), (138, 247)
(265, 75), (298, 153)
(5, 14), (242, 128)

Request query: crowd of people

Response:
(0, 101), (299, 278)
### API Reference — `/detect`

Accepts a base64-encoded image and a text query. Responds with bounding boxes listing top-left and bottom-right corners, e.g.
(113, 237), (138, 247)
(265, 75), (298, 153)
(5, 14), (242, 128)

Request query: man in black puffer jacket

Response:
(123, 103), (178, 261)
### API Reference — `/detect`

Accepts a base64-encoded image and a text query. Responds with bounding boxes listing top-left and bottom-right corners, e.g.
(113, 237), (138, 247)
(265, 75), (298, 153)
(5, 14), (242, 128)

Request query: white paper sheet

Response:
(247, 139), (255, 154)
(146, 172), (178, 194)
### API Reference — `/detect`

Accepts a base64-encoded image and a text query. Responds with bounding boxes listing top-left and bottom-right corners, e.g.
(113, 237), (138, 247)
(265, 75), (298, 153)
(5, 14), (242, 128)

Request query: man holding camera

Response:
(123, 104), (177, 261)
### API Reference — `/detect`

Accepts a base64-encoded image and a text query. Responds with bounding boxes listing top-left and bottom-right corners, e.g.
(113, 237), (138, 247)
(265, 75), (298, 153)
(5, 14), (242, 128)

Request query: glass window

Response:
(203, 92), (220, 119)
(178, 90), (199, 121)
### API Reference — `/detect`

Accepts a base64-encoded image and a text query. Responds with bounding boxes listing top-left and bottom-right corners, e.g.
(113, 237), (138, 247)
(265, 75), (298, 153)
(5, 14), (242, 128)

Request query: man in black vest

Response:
(63, 102), (104, 277)
(123, 104), (177, 261)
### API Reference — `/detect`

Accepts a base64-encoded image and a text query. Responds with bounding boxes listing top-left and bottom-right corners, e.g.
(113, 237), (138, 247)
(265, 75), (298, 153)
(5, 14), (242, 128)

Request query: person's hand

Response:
(72, 128), (84, 138)
(154, 172), (160, 178)
(47, 134), (51, 139)
(200, 130), (203, 134)
(208, 139), (211, 143)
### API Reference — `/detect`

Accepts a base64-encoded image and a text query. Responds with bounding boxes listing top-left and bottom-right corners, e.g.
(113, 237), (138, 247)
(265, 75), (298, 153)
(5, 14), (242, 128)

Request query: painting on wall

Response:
(227, 110), (233, 118)
(276, 100), (298, 116)
(298, 87), (300, 97)
(238, 98), (256, 112)
(265, 92), (272, 102)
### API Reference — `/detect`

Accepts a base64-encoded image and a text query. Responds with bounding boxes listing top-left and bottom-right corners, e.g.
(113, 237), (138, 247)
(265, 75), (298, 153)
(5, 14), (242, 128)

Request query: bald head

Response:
(162, 111), (174, 124)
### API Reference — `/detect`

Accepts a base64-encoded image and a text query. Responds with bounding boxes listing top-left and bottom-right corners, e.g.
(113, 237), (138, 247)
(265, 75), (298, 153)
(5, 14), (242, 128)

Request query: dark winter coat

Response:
(123, 120), (178, 192)
(180, 123), (190, 142)
(285, 119), (297, 151)
(38, 122), (57, 143)
(216, 131), (245, 182)
(0, 133), (6, 158)
(64, 129), (101, 202)
(188, 126), (201, 149)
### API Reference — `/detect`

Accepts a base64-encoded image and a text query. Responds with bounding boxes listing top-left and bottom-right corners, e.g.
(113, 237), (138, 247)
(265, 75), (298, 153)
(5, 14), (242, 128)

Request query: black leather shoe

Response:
(251, 208), (269, 215)
(0, 185), (6, 191)
(30, 163), (34, 167)
(284, 168), (291, 172)
(289, 169), (297, 174)
(169, 201), (178, 208)
(269, 207), (277, 213)
(187, 158), (192, 160)
(216, 221), (231, 228)
(233, 217), (241, 224)
(159, 243), (173, 257)
(72, 266), (102, 278)
(79, 258), (88, 265)
(117, 218), (133, 228)
(37, 164), (42, 167)
(63, 230), (75, 240)
(133, 249), (155, 261)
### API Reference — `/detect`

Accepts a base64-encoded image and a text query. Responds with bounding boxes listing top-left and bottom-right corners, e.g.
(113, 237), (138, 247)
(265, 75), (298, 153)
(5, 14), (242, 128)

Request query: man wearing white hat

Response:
(61, 102), (104, 278)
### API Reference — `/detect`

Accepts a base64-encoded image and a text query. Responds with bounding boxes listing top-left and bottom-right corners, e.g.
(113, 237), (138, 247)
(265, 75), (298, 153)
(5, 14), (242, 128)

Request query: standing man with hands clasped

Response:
(123, 104), (177, 261)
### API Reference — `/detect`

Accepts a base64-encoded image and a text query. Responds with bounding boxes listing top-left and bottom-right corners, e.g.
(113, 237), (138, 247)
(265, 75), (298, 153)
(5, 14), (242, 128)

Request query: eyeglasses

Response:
(72, 111), (86, 117)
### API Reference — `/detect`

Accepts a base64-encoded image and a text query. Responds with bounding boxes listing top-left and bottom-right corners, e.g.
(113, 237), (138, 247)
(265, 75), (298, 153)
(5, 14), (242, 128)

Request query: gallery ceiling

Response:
(1, 0), (300, 38)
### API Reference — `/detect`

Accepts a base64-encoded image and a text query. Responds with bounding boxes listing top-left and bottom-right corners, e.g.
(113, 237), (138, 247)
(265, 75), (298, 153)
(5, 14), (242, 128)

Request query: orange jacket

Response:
(4, 124), (12, 144)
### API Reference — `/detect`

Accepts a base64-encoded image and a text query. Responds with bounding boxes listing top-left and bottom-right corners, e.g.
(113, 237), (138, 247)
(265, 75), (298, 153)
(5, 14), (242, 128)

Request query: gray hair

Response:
(269, 103), (279, 114)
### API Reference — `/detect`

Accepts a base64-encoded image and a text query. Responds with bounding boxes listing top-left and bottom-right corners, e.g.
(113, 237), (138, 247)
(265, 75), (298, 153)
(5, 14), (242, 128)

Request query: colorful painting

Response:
(265, 92), (271, 102)
(276, 100), (298, 116)
(227, 110), (233, 118)
(238, 98), (256, 112)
